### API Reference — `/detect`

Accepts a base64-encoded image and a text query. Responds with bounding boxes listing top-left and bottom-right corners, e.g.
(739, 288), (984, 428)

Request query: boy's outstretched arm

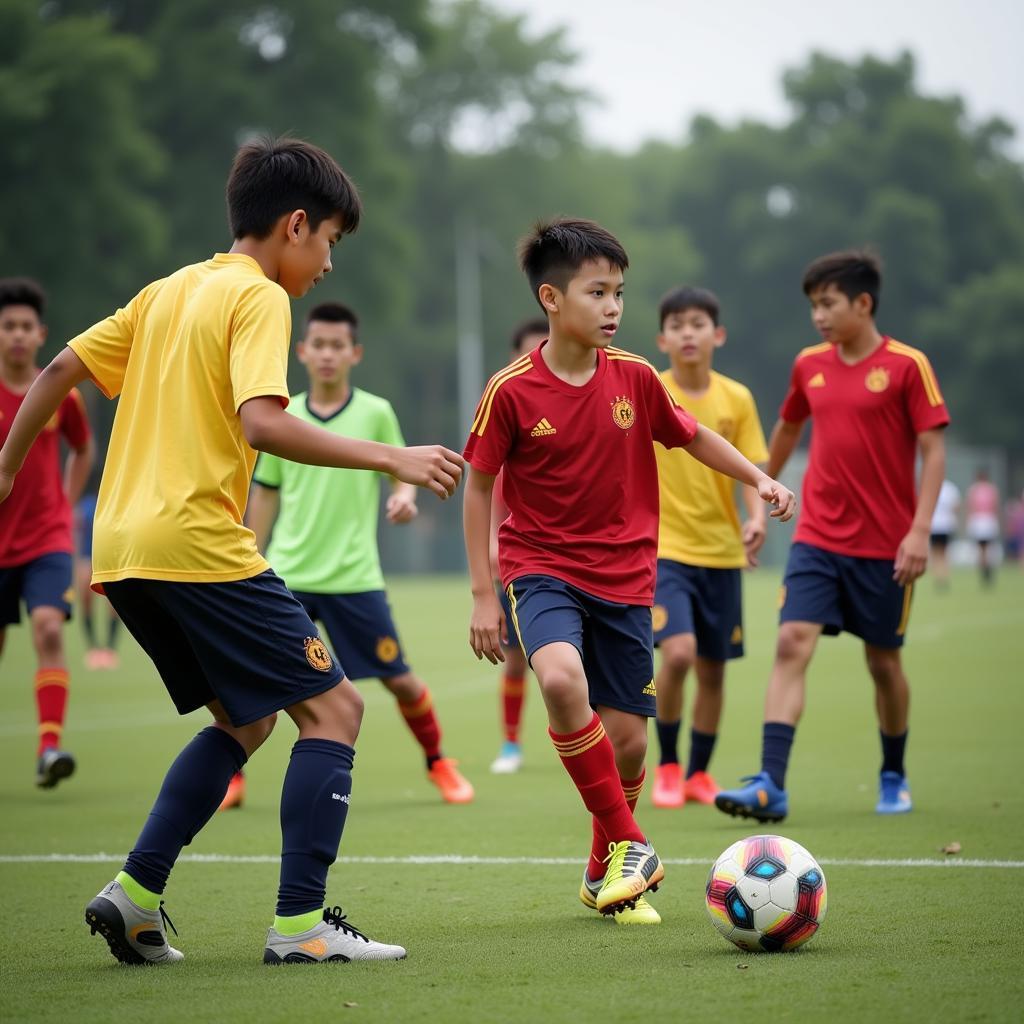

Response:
(0, 348), (91, 503)
(239, 396), (463, 500)
(464, 467), (506, 664)
(766, 418), (805, 479)
(894, 428), (946, 585)
(685, 425), (796, 521)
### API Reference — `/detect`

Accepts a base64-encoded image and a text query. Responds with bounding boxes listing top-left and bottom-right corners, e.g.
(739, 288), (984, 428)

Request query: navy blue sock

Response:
(761, 722), (796, 790)
(880, 730), (908, 776)
(686, 729), (717, 778)
(124, 726), (247, 894)
(277, 739), (356, 917)
(655, 719), (681, 765)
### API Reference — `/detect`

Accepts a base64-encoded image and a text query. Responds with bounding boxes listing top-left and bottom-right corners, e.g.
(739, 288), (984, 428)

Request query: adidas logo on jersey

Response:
(808, 372), (826, 388)
(642, 680), (657, 696)
(530, 418), (557, 437)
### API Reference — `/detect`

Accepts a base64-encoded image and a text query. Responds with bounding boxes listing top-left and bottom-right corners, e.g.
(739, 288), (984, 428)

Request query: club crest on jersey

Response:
(376, 636), (400, 663)
(611, 395), (635, 430)
(652, 604), (668, 632)
(304, 636), (333, 672)
(865, 367), (890, 393)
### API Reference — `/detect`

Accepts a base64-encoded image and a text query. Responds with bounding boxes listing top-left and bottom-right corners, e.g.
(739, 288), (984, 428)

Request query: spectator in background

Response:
(1004, 490), (1024, 567)
(929, 479), (960, 591)
(966, 468), (1000, 587)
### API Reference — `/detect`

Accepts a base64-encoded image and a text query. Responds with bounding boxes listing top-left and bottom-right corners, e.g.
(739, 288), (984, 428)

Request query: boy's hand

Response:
(742, 516), (767, 567)
(894, 526), (929, 585)
(757, 477), (796, 521)
(0, 468), (14, 504)
(392, 446), (464, 500)
(470, 590), (506, 664)
(385, 492), (418, 524)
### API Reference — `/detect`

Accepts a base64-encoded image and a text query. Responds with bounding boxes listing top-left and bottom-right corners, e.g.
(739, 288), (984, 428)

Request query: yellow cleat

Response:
(595, 840), (664, 914)
(580, 872), (661, 924)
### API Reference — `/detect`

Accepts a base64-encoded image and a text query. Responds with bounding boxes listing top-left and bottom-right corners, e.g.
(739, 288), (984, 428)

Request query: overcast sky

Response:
(489, 0), (1024, 153)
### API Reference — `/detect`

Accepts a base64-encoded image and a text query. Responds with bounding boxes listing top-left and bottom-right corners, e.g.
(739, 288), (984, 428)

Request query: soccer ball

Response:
(705, 834), (827, 952)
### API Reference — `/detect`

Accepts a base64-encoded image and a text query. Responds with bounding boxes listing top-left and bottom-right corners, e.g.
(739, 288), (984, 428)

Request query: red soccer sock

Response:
(550, 713), (644, 864)
(588, 769), (646, 881)
(398, 687), (442, 762)
(501, 671), (526, 743)
(35, 667), (69, 755)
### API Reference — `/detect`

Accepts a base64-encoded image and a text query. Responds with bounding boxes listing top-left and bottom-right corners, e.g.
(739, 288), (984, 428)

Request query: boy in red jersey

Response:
(0, 278), (94, 788)
(715, 250), (949, 823)
(463, 219), (794, 924)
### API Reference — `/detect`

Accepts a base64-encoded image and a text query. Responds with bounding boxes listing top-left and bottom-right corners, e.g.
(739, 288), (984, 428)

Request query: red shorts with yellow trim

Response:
(779, 542), (912, 649)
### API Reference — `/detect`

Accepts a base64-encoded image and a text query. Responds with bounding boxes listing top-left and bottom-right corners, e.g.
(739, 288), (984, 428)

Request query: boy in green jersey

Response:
(232, 302), (473, 808)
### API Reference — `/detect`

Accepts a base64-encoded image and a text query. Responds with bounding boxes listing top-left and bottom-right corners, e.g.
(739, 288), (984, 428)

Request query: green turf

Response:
(2, 570), (1023, 1023)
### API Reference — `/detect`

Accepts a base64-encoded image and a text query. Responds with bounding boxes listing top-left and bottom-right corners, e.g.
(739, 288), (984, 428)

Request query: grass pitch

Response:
(2, 570), (1023, 1023)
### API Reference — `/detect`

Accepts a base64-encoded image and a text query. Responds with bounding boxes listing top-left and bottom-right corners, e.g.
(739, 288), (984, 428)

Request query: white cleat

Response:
(490, 741), (523, 774)
(85, 880), (183, 965)
(263, 906), (407, 964)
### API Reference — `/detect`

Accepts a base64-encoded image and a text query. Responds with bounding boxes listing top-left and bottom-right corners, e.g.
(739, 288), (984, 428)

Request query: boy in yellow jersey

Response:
(0, 136), (463, 967)
(650, 287), (768, 809)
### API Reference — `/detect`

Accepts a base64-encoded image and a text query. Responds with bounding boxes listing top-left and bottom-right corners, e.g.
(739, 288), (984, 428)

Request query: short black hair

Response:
(510, 317), (549, 353)
(517, 218), (629, 308)
(305, 301), (359, 341)
(226, 135), (362, 240)
(659, 285), (720, 328)
(0, 277), (45, 319)
(802, 249), (881, 315)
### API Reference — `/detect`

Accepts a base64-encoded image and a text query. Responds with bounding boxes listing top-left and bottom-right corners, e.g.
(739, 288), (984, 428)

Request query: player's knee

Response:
(537, 665), (583, 709)
(660, 636), (695, 676)
(865, 649), (902, 687)
(33, 619), (64, 658)
(775, 624), (815, 665)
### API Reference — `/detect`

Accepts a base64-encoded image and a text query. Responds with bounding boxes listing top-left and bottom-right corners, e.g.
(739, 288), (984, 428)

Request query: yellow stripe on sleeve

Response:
(470, 355), (532, 434)
(886, 340), (944, 407)
(471, 362), (534, 437)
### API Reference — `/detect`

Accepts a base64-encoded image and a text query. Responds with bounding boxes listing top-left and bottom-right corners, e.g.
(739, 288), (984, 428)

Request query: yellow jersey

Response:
(655, 369), (768, 568)
(69, 253), (291, 584)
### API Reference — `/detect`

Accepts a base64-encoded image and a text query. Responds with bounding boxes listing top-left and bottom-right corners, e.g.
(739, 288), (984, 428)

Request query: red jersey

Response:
(464, 343), (698, 604)
(0, 379), (91, 567)
(780, 336), (949, 559)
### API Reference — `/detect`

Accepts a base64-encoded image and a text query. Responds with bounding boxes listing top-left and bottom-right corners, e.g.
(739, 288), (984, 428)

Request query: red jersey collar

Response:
(530, 340), (608, 396)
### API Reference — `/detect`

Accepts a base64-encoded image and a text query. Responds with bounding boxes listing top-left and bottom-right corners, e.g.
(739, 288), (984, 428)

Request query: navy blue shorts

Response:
(293, 589), (410, 681)
(506, 574), (655, 717)
(77, 494), (98, 558)
(652, 559), (744, 661)
(104, 570), (343, 726)
(0, 552), (73, 627)
(780, 542), (913, 649)
(498, 584), (521, 651)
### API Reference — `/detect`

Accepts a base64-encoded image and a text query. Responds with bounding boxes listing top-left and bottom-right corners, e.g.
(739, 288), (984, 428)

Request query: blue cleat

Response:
(876, 771), (912, 814)
(714, 771), (788, 823)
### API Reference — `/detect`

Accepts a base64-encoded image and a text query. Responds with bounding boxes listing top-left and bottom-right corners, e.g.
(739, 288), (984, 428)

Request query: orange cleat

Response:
(683, 770), (719, 805)
(85, 648), (106, 670)
(652, 763), (685, 808)
(218, 771), (246, 811)
(427, 758), (474, 804)
(101, 649), (120, 670)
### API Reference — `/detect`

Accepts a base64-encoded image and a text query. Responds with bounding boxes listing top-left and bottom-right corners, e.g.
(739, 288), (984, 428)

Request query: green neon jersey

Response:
(253, 389), (404, 593)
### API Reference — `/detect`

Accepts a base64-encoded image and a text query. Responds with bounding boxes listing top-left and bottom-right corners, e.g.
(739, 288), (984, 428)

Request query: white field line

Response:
(1, 853), (1021, 869)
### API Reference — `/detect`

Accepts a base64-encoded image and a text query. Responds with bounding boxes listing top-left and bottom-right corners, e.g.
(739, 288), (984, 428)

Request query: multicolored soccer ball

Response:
(705, 835), (828, 952)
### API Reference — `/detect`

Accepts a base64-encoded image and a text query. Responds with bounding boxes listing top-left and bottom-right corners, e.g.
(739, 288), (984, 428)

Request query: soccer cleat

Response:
(876, 771), (913, 814)
(101, 648), (120, 670)
(683, 770), (720, 805)
(714, 771), (788, 823)
(595, 840), (664, 914)
(580, 872), (660, 924)
(218, 770), (246, 812)
(36, 748), (76, 789)
(652, 762), (684, 807)
(490, 740), (523, 774)
(427, 758), (474, 803)
(84, 648), (106, 670)
(85, 880), (183, 965)
(263, 906), (406, 964)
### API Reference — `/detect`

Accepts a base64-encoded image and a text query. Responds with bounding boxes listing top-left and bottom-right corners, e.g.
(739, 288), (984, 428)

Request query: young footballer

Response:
(716, 250), (949, 823)
(489, 316), (548, 775)
(0, 278), (94, 788)
(0, 137), (463, 967)
(238, 301), (473, 808)
(463, 219), (794, 925)
(649, 287), (768, 809)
